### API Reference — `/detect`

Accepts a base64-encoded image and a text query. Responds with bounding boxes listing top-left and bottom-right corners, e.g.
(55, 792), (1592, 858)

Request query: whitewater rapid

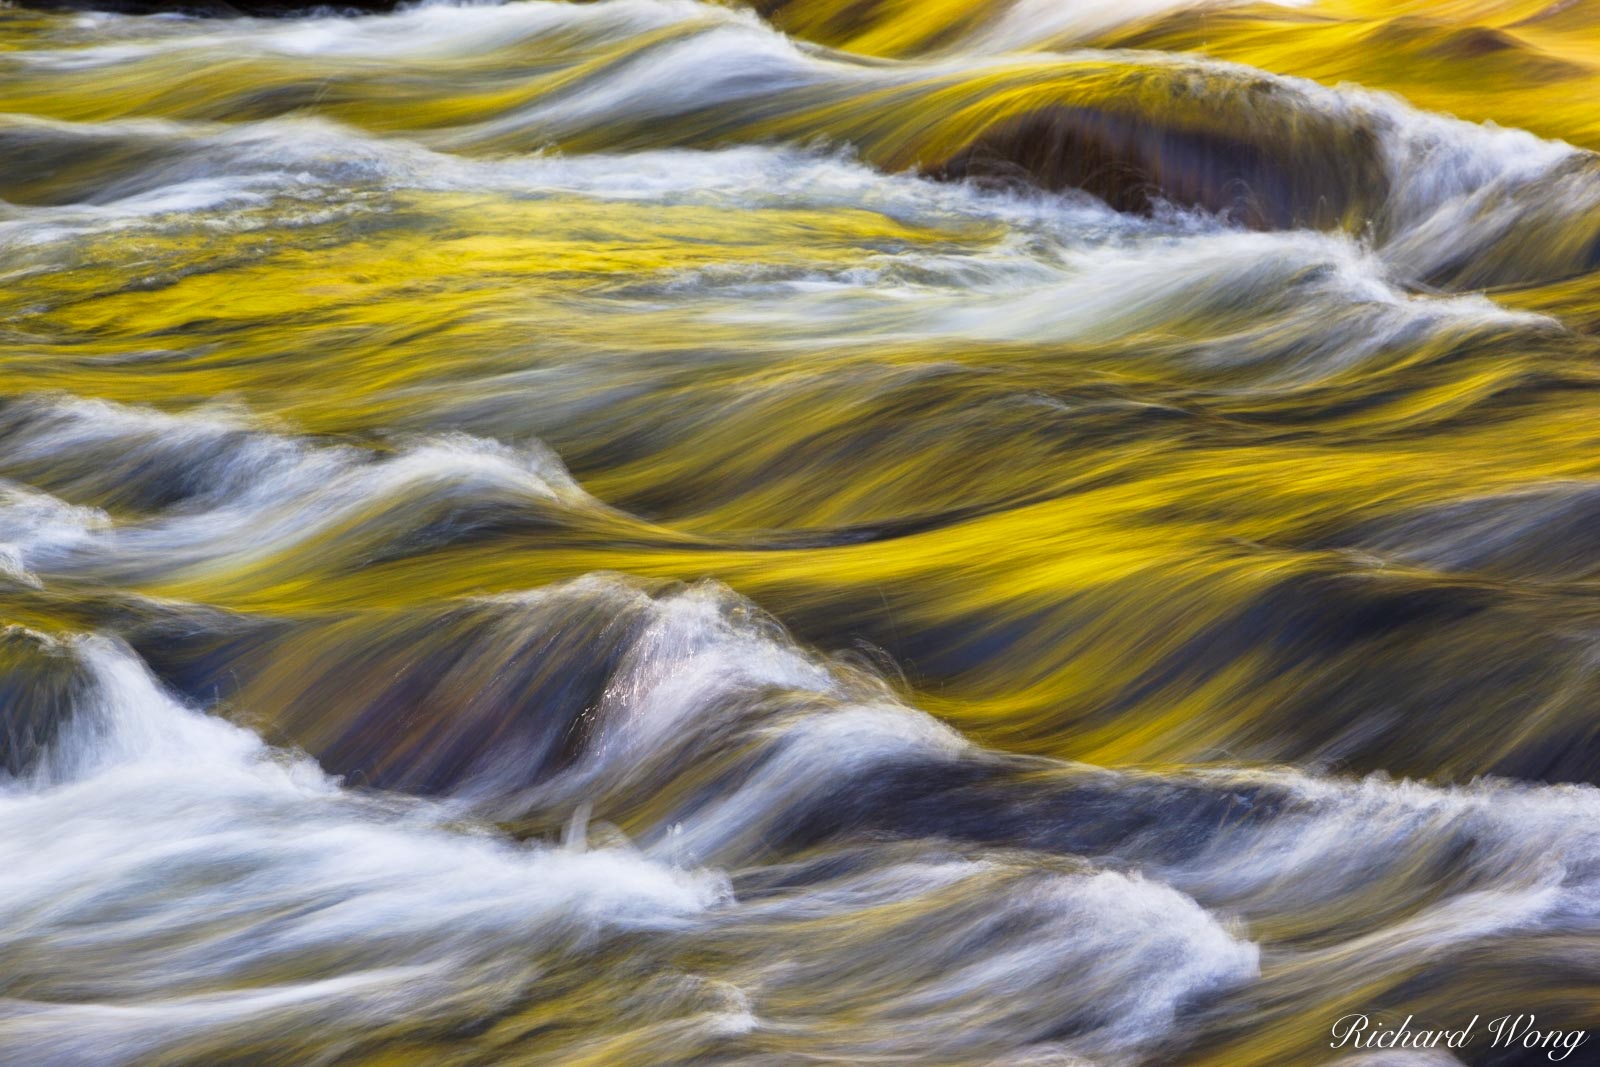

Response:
(4, 0), (1600, 1063)
(6, 598), (1600, 1066)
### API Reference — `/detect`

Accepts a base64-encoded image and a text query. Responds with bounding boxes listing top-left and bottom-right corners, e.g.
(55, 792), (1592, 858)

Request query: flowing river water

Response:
(4, 0), (1600, 1064)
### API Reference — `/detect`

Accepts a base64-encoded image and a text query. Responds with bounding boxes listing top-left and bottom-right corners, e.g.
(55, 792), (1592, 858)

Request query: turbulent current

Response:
(3, 0), (1600, 1064)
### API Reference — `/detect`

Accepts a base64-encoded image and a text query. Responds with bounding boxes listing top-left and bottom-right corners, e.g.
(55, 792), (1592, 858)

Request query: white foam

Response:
(702, 225), (1557, 382)
(10, 0), (1594, 293)
(456, 21), (854, 146)
(0, 482), (109, 588)
(21, 0), (733, 68)
(725, 854), (1258, 1060)
(0, 397), (592, 581)
(1144, 768), (1600, 948)
(0, 637), (729, 1064)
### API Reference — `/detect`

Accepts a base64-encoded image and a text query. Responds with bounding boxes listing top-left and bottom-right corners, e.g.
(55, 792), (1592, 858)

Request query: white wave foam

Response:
(0, 113), (1170, 251)
(24, 0), (734, 68)
(704, 225), (1559, 381)
(0, 396), (593, 582)
(0, 636), (729, 1064)
(726, 853), (1258, 1060)
(0, 482), (109, 588)
(10, 0), (1597, 292)
(1141, 768), (1600, 954)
